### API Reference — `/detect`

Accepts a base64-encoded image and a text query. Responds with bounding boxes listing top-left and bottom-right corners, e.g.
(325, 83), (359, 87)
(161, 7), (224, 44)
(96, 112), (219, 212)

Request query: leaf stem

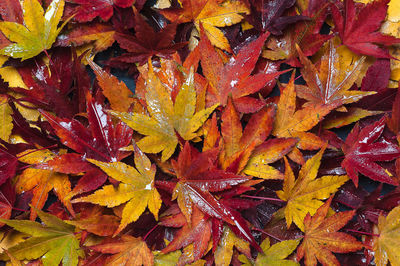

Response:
(345, 229), (379, 237)
(143, 224), (159, 241)
(242, 195), (285, 203)
(251, 227), (284, 242)
(16, 144), (58, 159)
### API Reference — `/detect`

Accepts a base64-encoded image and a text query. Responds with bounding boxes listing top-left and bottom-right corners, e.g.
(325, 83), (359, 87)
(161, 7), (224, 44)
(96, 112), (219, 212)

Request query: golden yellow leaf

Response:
(161, 0), (249, 51)
(0, 95), (13, 142)
(0, 0), (67, 60)
(214, 226), (251, 266)
(276, 148), (348, 231)
(374, 205), (400, 266)
(255, 238), (300, 266)
(73, 147), (162, 236)
(110, 63), (217, 161)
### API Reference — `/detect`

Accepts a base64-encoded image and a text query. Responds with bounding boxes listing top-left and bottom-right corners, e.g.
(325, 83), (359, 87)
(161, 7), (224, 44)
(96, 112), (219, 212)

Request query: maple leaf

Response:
(199, 28), (282, 113)
(262, 0), (332, 66)
(72, 146), (162, 236)
(89, 235), (153, 265)
(0, 0), (67, 60)
(296, 38), (374, 106)
(342, 116), (400, 186)
(296, 197), (363, 266)
(170, 143), (260, 250)
(15, 149), (74, 220)
(88, 59), (134, 112)
(56, 22), (115, 53)
(65, 214), (120, 237)
(214, 226), (251, 266)
(0, 94), (12, 142)
(219, 96), (276, 172)
(252, 237), (300, 266)
(41, 92), (133, 162)
(387, 86), (400, 134)
(110, 63), (218, 161)
(0, 208), (84, 266)
(272, 73), (336, 150)
(276, 148), (349, 230)
(374, 205), (400, 266)
(331, 0), (400, 58)
(160, 0), (249, 51)
(111, 9), (187, 65)
(246, 0), (306, 35)
(161, 205), (212, 264)
(0, 180), (15, 225)
(66, 0), (135, 22)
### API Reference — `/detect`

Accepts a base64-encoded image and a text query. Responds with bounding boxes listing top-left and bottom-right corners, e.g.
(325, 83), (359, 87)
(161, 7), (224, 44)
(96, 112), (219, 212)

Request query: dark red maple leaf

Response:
(331, 0), (400, 58)
(111, 9), (186, 65)
(246, 0), (307, 35)
(65, 0), (140, 22)
(342, 116), (400, 186)
(0, 177), (16, 220)
(40, 93), (132, 163)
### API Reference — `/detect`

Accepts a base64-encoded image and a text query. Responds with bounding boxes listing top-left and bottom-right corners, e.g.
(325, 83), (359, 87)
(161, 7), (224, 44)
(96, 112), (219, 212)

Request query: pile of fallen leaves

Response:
(1, 0), (400, 265)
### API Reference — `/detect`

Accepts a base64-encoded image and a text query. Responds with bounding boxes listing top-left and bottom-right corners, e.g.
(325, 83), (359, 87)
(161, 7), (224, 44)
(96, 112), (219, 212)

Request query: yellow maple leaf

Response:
(72, 146), (162, 236)
(0, 95), (13, 142)
(110, 63), (218, 161)
(0, 0), (67, 60)
(214, 226), (251, 266)
(160, 0), (249, 51)
(276, 147), (348, 231)
(374, 205), (400, 266)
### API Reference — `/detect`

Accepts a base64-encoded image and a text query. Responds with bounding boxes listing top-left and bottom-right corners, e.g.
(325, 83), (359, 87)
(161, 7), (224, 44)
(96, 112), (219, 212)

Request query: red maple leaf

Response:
(331, 0), (400, 58)
(342, 116), (400, 186)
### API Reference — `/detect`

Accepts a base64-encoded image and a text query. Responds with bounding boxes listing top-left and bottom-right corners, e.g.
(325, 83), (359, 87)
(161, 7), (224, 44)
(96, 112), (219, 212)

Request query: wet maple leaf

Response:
(110, 64), (218, 161)
(0, 208), (84, 266)
(88, 59), (134, 112)
(243, 138), (298, 180)
(219, 96), (276, 171)
(373, 205), (400, 266)
(0, 180), (15, 226)
(276, 148), (349, 230)
(342, 116), (400, 186)
(112, 9), (187, 65)
(90, 235), (153, 265)
(160, 0), (249, 51)
(272, 74), (336, 150)
(171, 142), (260, 250)
(331, 0), (400, 58)
(296, 198), (363, 266)
(41, 93), (133, 162)
(387, 86), (400, 134)
(214, 226), (251, 266)
(56, 22), (115, 53)
(199, 28), (282, 113)
(0, 0), (67, 60)
(161, 206), (212, 264)
(15, 149), (74, 220)
(296, 39), (374, 106)
(72, 146), (162, 236)
(248, 237), (300, 266)
(66, 0), (135, 22)
(0, 95), (12, 142)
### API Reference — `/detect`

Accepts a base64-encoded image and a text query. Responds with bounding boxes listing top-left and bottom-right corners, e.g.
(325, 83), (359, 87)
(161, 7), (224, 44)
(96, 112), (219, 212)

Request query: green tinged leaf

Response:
(0, 209), (83, 266)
